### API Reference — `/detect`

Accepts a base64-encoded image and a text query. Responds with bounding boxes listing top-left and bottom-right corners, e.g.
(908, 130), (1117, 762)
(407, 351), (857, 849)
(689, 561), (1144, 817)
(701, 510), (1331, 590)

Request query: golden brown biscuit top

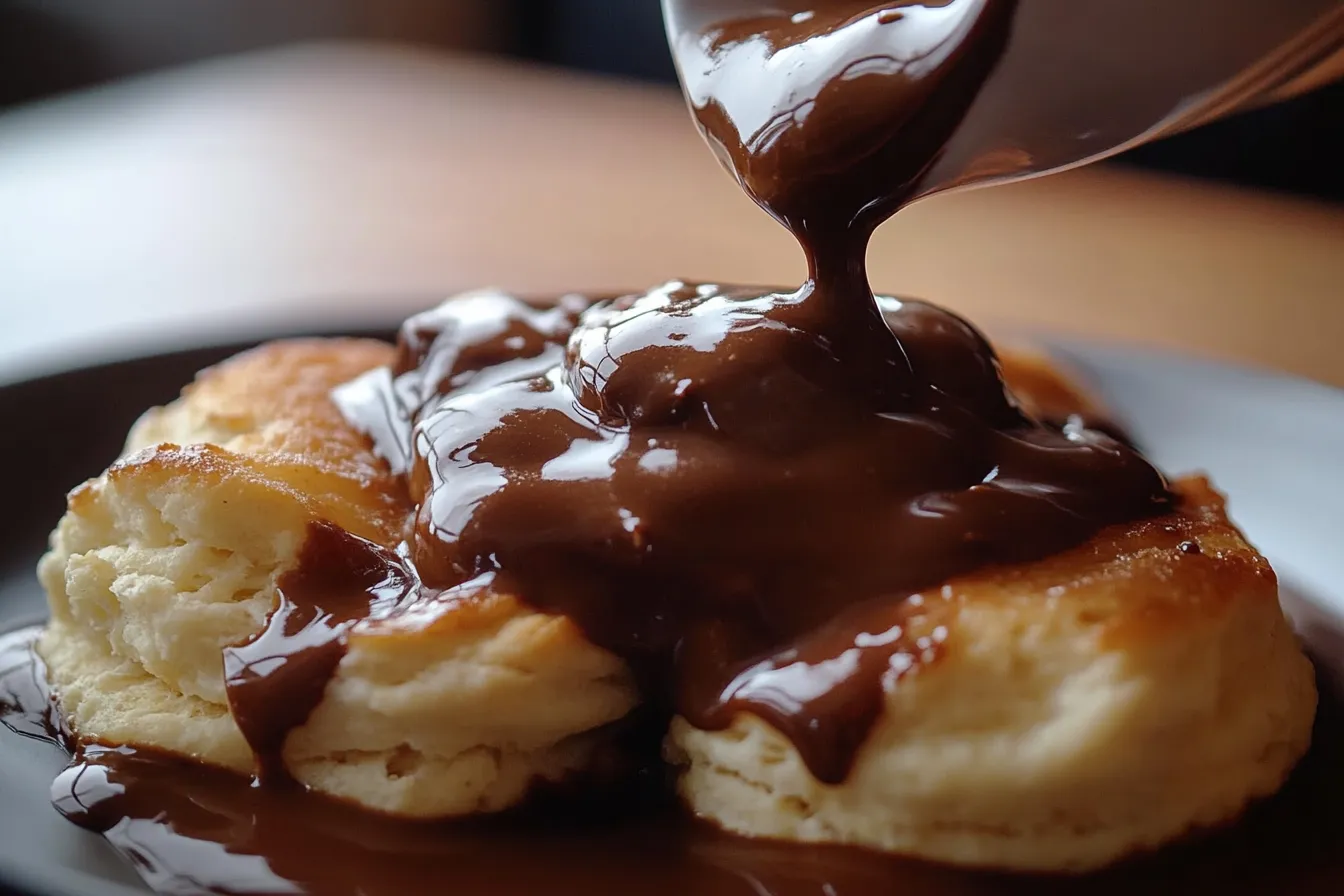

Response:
(94, 338), (408, 547)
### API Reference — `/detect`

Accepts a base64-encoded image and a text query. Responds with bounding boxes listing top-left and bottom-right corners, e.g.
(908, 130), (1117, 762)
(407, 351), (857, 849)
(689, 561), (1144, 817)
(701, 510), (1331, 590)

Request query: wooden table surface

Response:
(1, 42), (1341, 387)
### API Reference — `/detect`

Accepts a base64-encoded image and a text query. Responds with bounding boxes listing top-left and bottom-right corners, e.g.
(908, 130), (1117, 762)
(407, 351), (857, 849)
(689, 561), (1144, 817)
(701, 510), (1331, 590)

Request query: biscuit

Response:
(669, 478), (1317, 871)
(38, 339), (639, 817)
(36, 332), (1316, 869)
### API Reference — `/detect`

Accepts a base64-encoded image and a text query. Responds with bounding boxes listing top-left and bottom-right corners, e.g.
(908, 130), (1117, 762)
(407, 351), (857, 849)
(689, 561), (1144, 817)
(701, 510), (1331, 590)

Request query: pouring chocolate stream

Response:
(666, 0), (1344, 202)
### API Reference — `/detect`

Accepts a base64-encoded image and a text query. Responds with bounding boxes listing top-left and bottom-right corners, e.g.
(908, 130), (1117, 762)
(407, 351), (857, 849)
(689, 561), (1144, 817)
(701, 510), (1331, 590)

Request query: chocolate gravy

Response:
(327, 285), (1167, 783)
(6, 627), (1344, 895)
(321, 0), (1169, 784)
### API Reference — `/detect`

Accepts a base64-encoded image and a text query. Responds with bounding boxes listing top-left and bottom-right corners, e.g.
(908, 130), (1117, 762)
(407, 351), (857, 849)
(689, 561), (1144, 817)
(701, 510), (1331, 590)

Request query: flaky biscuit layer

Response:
(38, 339), (639, 816)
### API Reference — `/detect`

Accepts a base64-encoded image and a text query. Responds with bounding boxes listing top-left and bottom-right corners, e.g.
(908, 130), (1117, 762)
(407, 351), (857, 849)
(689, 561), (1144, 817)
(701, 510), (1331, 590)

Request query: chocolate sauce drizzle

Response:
(330, 284), (1170, 786)
(322, 0), (1168, 784)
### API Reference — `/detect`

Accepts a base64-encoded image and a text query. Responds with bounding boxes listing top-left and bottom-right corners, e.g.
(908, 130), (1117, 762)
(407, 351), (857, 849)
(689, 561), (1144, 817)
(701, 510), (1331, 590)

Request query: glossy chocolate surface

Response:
(335, 288), (1168, 783)
(665, 0), (1344, 200)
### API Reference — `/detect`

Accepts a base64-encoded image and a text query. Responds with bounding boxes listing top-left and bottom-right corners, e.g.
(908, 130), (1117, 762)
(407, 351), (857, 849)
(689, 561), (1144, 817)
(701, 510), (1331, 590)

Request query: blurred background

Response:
(3, 0), (1341, 199)
(0, 0), (1341, 389)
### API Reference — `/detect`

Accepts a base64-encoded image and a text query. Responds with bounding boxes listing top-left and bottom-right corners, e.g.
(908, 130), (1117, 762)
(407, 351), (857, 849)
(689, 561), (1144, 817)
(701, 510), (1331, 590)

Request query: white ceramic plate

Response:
(1046, 340), (1344, 688)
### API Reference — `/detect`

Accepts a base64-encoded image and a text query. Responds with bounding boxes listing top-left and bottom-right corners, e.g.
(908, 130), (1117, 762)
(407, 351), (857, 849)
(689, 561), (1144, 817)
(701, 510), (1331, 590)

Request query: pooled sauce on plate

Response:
(5, 627), (1344, 895)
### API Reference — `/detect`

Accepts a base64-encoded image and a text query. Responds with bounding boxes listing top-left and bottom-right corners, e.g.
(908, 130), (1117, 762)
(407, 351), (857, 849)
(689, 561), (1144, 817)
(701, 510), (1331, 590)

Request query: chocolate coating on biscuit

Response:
(295, 0), (1174, 784)
(224, 523), (418, 784)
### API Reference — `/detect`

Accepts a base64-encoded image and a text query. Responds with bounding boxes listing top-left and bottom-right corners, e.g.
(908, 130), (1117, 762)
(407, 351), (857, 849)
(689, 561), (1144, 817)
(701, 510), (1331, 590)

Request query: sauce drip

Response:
(223, 522), (418, 784)
(331, 286), (1167, 784)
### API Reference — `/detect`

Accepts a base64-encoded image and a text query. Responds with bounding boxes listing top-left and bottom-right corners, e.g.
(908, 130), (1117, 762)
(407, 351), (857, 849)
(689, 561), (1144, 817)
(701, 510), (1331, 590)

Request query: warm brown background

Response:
(1, 45), (1340, 389)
